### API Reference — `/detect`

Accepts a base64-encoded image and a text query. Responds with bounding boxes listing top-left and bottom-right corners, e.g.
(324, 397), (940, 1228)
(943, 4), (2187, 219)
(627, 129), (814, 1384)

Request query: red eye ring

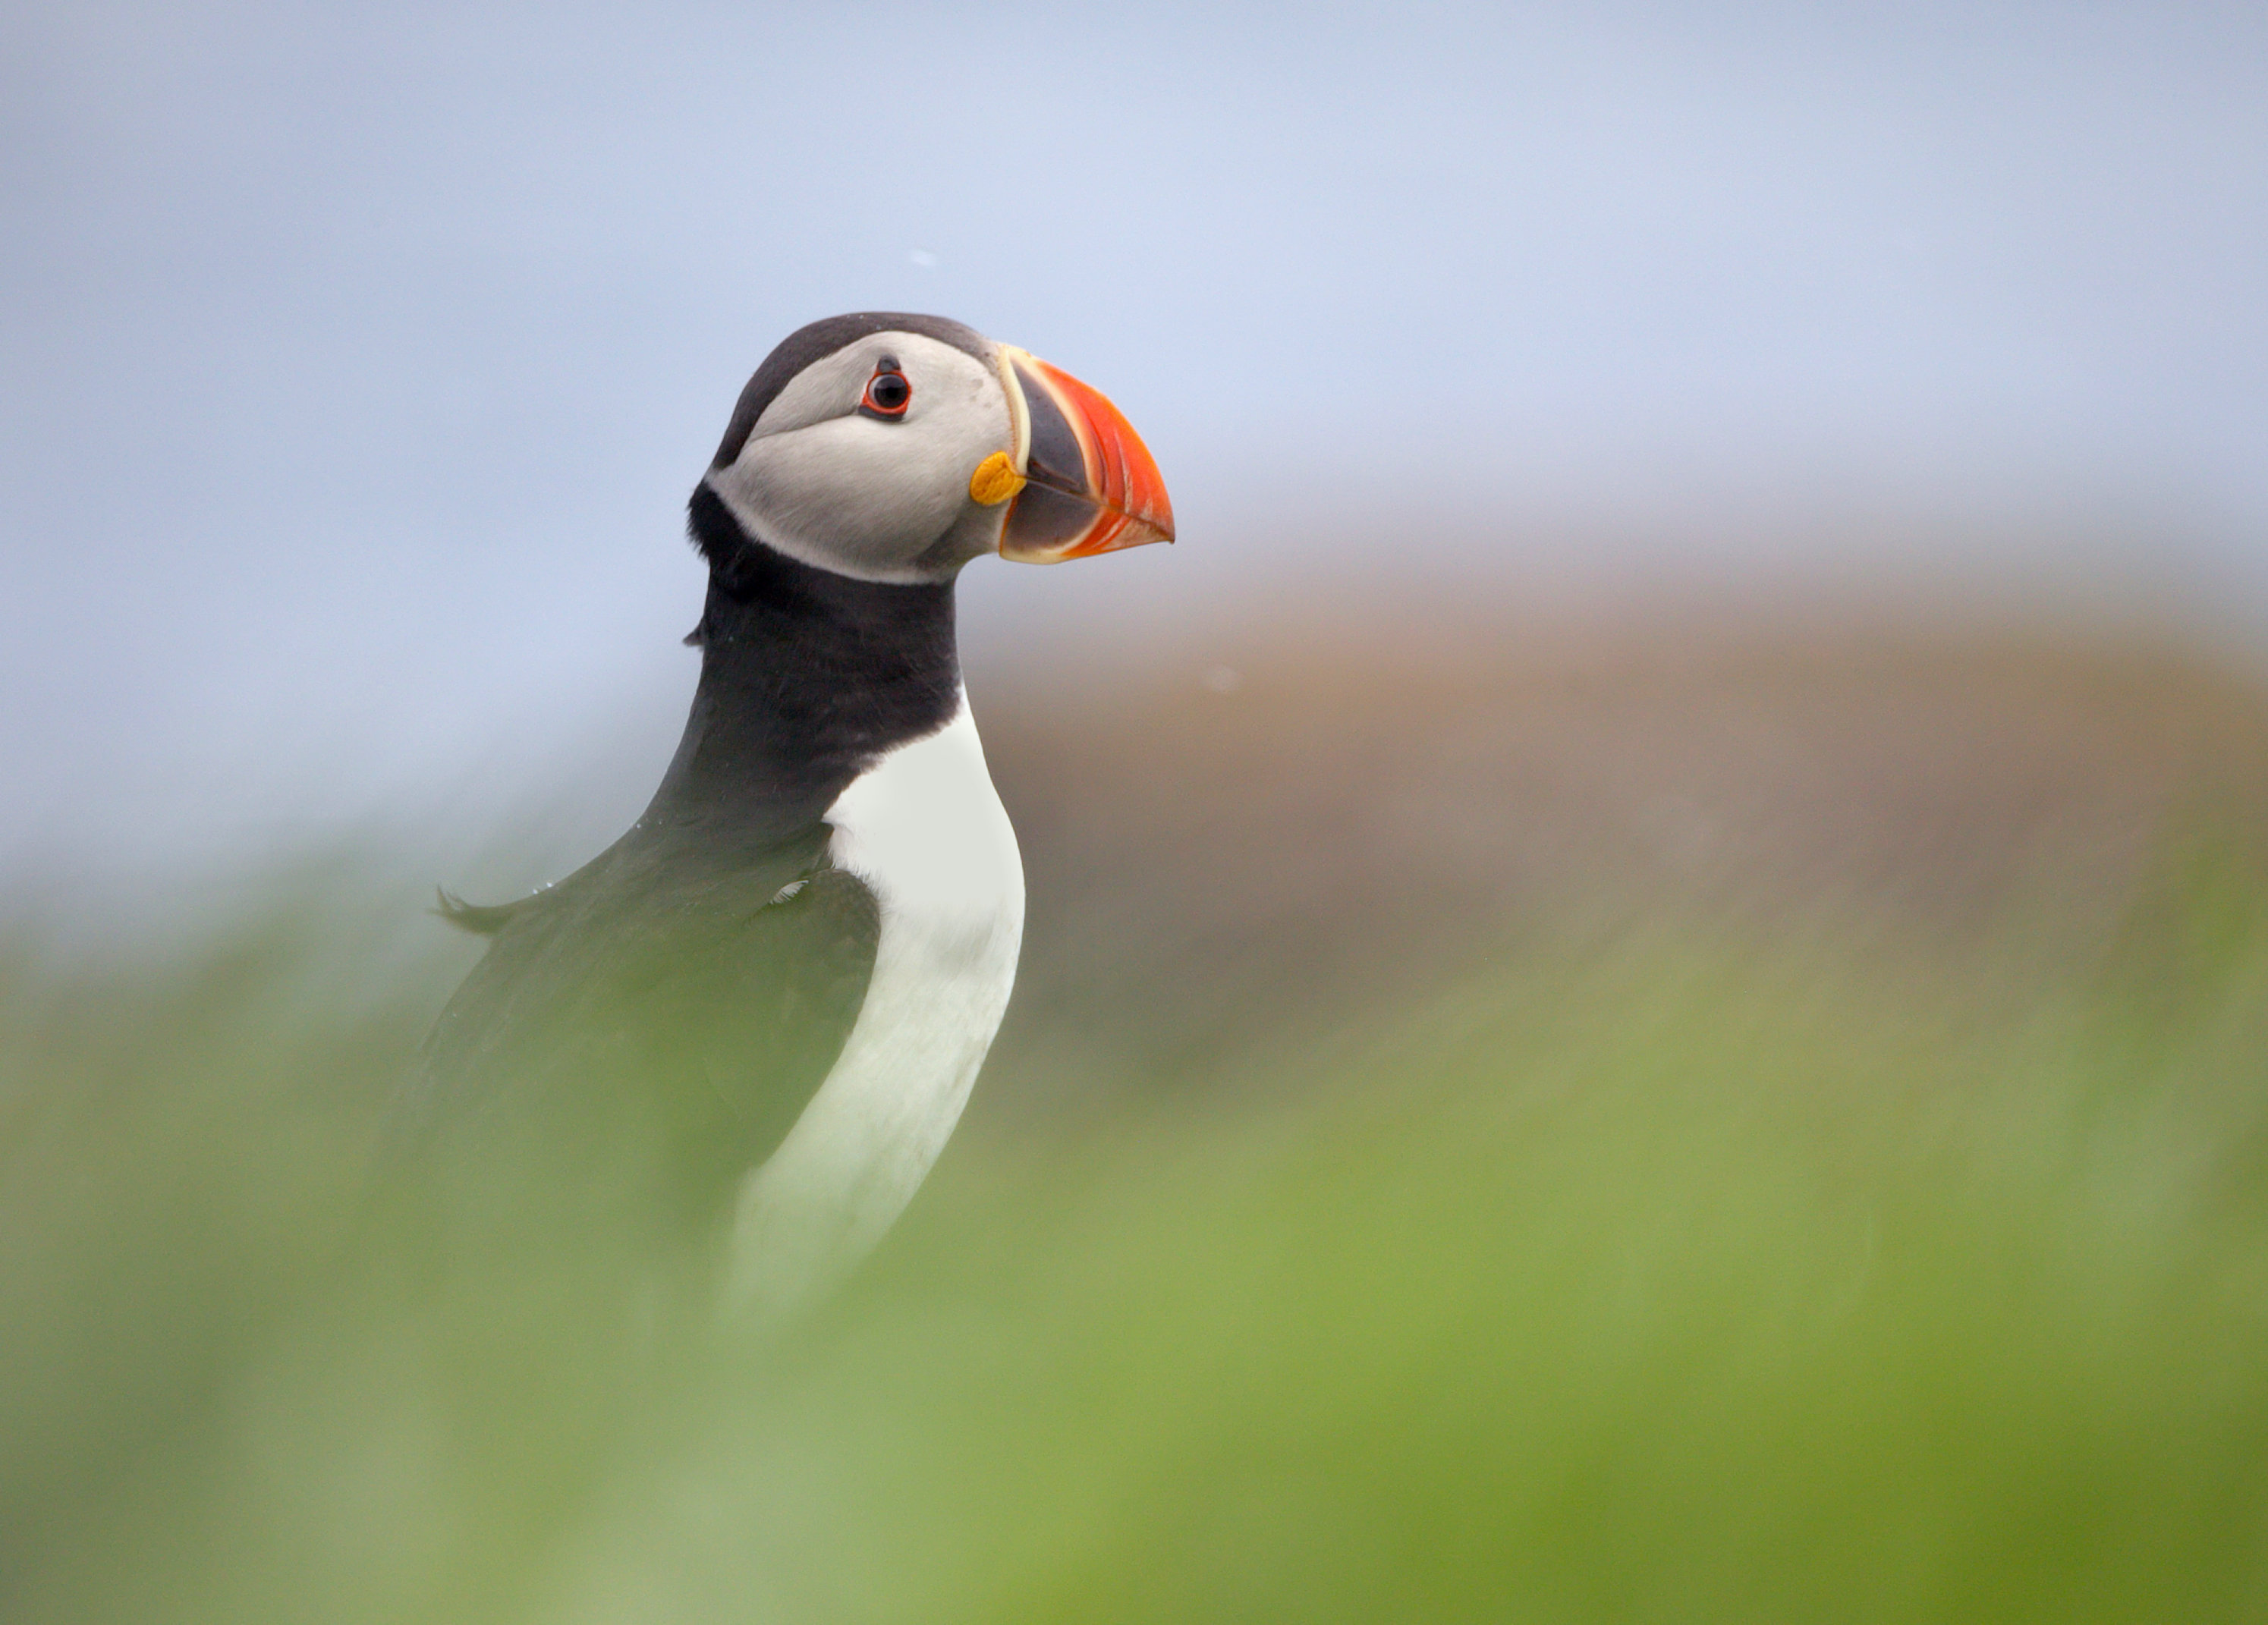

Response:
(860, 366), (912, 420)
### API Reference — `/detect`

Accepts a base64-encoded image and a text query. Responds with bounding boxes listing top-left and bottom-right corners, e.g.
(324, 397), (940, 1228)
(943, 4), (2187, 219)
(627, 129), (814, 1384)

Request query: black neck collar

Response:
(638, 486), (962, 847)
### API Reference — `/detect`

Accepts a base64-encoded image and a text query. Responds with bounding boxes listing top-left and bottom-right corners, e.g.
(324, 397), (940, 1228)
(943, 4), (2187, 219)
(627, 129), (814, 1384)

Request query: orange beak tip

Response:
(999, 349), (1175, 563)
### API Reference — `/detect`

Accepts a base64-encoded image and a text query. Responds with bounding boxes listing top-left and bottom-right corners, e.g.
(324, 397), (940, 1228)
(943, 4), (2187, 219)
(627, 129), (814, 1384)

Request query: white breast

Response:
(725, 693), (1024, 1317)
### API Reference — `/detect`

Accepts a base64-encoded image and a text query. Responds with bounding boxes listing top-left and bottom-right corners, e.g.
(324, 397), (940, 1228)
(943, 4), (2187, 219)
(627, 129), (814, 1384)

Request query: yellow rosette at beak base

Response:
(968, 451), (1025, 506)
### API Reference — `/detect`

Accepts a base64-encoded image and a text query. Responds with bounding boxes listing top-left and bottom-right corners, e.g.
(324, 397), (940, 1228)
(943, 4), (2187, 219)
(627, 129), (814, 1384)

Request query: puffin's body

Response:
(414, 313), (1170, 1311)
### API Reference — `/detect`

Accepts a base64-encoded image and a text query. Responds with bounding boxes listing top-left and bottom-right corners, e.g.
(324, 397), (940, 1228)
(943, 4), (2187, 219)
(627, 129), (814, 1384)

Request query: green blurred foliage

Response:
(8, 631), (2268, 1622)
(3, 822), (2266, 1623)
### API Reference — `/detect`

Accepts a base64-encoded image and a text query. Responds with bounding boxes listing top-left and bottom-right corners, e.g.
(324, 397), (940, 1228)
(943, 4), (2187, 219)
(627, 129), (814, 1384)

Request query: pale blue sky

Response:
(5, 2), (2265, 883)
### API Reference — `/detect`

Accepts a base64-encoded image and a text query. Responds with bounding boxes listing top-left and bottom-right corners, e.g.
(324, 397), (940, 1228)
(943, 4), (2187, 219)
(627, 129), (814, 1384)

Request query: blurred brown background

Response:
(973, 611), (2268, 1116)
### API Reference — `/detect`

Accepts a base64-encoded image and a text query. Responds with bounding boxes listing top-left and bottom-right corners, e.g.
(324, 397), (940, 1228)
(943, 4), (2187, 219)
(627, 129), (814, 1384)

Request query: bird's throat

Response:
(646, 489), (963, 844)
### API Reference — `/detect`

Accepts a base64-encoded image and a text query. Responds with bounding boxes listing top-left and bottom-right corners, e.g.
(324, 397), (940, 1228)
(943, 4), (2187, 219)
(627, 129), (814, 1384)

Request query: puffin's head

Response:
(700, 313), (1174, 585)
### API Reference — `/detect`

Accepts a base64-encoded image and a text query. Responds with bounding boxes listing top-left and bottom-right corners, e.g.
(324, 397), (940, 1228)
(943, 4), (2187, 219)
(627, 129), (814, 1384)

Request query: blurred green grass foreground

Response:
(5, 621), (2268, 1622)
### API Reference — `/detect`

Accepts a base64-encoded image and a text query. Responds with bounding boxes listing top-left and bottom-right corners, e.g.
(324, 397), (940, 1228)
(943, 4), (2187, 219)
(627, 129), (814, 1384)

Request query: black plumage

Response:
(406, 490), (962, 1240)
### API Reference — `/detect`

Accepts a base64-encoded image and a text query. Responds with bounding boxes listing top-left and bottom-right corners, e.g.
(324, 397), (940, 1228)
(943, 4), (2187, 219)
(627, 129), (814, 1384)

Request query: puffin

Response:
(411, 313), (1172, 1315)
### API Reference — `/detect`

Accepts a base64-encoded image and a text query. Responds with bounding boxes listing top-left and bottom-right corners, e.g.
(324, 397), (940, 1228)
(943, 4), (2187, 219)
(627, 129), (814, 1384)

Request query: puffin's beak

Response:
(989, 346), (1175, 562)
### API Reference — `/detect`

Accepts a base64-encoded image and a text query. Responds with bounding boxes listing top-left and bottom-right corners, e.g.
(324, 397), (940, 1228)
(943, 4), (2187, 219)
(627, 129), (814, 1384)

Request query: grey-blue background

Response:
(5, 2), (2263, 886)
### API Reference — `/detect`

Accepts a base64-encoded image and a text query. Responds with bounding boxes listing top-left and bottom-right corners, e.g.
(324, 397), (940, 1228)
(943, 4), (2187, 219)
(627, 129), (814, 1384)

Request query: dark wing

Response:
(406, 820), (877, 1241)
(434, 889), (521, 935)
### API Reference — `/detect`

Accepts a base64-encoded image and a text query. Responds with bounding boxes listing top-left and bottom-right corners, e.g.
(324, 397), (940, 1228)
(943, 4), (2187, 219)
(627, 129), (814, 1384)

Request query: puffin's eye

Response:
(860, 367), (912, 420)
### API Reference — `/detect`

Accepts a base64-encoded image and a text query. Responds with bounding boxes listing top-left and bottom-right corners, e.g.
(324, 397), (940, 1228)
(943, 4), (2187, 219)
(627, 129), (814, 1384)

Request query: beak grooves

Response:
(997, 348), (1175, 562)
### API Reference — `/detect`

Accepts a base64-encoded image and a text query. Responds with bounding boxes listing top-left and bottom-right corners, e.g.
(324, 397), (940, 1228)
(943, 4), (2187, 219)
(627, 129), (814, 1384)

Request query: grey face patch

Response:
(712, 313), (991, 470)
(704, 327), (1016, 584)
